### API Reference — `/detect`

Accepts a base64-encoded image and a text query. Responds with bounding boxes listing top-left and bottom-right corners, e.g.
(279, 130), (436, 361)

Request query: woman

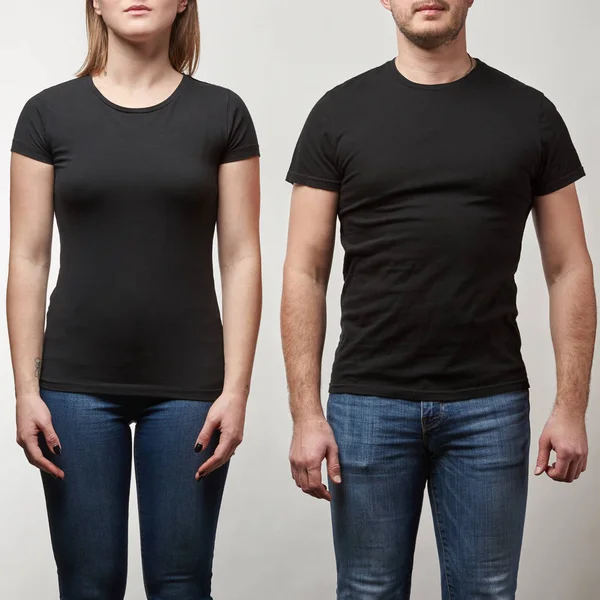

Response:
(7, 1), (261, 598)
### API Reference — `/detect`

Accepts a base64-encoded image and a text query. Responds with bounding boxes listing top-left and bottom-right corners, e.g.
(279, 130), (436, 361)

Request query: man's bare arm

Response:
(281, 184), (340, 500)
(532, 182), (596, 482)
(282, 185), (337, 420)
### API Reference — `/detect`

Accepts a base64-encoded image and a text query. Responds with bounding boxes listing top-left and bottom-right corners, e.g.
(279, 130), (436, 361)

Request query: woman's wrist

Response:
(221, 383), (250, 404)
(15, 382), (41, 401)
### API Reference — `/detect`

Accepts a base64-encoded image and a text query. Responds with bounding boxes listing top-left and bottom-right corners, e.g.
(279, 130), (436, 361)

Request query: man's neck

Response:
(394, 35), (473, 86)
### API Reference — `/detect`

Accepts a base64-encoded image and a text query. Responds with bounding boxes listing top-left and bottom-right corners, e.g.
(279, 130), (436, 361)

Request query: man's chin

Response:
(400, 22), (461, 50)
(404, 33), (450, 50)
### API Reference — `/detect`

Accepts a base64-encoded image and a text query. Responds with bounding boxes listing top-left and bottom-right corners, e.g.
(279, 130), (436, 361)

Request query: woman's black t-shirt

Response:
(287, 59), (585, 402)
(11, 74), (260, 401)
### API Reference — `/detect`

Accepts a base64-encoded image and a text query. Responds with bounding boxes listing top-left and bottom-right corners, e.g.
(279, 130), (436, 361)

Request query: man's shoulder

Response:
(476, 60), (545, 103)
(321, 61), (391, 104)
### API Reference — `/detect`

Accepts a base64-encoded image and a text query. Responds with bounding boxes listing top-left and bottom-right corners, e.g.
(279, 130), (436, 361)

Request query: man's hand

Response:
(194, 392), (247, 480)
(290, 417), (341, 501)
(535, 408), (588, 482)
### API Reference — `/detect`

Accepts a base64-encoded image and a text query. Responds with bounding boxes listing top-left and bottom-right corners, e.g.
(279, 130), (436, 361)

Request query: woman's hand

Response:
(16, 393), (64, 479)
(193, 391), (247, 480)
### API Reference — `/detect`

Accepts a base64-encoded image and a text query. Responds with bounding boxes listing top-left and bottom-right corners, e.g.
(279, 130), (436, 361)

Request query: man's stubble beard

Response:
(391, 3), (469, 50)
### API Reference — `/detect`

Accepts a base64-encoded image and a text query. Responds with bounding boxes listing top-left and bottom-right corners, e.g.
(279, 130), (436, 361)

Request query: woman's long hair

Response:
(76, 0), (200, 77)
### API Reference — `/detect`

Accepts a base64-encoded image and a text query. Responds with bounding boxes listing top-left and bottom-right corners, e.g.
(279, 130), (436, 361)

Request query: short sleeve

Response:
(532, 95), (585, 196)
(11, 95), (54, 165)
(221, 90), (260, 164)
(286, 93), (341, 192)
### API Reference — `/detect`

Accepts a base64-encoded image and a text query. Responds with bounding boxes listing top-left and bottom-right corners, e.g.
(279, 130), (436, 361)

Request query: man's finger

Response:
(301, 471), (322, 500)
(326, 444), (342, 484)
(547, 458), (571, 481)
(298, 468), (311, 495)
(307, 466), (329, 500)
(291, 465), (302, 487)
(565, 462), (578, 483)
(535, 436), (552, 476)
(293, 472), (303, 488)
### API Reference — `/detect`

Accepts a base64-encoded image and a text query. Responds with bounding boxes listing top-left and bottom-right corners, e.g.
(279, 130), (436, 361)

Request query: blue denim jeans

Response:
(39, 389), (229, 600)
(327, 390), (530, 600)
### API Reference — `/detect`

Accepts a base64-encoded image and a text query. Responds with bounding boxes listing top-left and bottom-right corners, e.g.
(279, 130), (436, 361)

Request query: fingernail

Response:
(535, 466), (543, 475)
(54, 445), (61, 455)
(194, 443), (203, 454)
(333, 476), (342, 484)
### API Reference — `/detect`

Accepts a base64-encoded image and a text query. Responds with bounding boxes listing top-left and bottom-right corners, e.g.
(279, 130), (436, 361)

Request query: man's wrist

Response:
(552, 398), (587, 421)
(292, 404), (326, 426)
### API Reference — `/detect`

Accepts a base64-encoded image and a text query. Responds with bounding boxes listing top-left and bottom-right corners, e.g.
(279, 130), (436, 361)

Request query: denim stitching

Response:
(420, 402), (426, 438)
(429, 477), (454, 600)
(423, 402), (445, 432)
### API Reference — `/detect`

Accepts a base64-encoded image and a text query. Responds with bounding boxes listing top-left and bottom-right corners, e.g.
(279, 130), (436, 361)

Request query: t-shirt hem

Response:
(221, 144), (260, 164)
(534, 165), (586, 196)
(11, 140), (53, 165)
(286, 170), (341, 192)
(39, 378), (222, 402)
(328, 378), (530, 402)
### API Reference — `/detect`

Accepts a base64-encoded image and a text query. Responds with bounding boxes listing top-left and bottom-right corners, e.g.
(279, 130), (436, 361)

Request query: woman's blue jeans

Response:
(328, 390), (531, 600)
(39, 388), (228, 600)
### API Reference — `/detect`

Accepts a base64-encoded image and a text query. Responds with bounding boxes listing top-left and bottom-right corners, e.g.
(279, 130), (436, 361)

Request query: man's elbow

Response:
(547, 253), (594, 287)
(283, 258), (330, 290)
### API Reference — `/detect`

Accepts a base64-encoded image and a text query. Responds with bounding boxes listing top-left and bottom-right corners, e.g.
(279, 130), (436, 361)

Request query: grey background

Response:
(0, 1), (598, 598)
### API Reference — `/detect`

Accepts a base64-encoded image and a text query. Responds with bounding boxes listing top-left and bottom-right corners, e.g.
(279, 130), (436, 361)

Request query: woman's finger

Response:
(196, 438), (235, 479)
(37, 417), (62, 455)
(24, 440), (64, 479)
(194, 415), (218, 454)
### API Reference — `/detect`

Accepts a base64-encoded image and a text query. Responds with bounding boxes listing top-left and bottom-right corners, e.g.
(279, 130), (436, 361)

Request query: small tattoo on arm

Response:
(34, 358), (41, 379)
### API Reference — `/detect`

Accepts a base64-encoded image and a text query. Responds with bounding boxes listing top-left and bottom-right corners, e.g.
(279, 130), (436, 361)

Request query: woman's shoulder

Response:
(184, 76), (248, 106)
(23, 77), (89, 111)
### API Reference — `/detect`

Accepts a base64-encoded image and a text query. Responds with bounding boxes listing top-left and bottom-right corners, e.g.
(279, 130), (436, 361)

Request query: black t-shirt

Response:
(287, 58), (585, 402)
(11, 74), (259, 401)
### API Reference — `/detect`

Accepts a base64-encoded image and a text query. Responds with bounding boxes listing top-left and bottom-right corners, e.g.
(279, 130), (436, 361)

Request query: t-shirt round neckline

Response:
(386, 57), (484, 91)
(86, 73), (189, 113)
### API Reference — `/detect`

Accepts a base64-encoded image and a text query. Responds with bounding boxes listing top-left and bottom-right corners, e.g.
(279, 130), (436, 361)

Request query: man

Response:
(281, 1), (595, 598)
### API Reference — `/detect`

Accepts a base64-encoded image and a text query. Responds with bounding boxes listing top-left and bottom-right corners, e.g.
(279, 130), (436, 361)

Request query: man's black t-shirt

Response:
(287, 59), (585, 402)
(12, 74), (260, 401)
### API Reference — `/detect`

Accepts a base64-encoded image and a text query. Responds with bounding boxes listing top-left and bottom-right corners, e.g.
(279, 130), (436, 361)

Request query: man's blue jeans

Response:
(327, 390), (530, 600)
(39, 389), (229, 600)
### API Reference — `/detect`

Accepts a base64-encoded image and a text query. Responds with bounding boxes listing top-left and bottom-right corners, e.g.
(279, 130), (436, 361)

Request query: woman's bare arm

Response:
(8, 152), (64, 478)
(217, 156), (262, 401)
(194, 156), (262, 478)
